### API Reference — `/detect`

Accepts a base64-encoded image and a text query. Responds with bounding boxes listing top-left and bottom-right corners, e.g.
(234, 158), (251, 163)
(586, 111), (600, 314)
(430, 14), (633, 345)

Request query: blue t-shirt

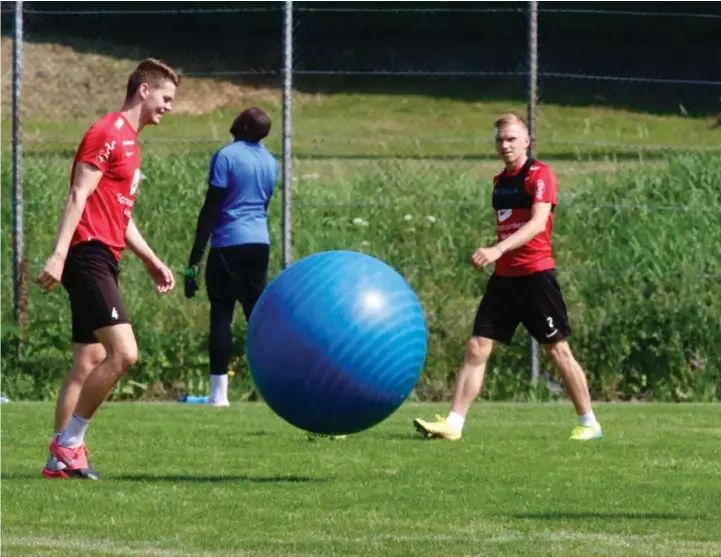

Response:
(208, 140), (279, 248)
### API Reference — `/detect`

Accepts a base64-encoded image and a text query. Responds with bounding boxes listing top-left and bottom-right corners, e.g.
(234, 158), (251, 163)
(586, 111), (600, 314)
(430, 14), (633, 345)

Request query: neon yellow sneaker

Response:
(569, 424), (603, 441)
(413, 414), (462, 441)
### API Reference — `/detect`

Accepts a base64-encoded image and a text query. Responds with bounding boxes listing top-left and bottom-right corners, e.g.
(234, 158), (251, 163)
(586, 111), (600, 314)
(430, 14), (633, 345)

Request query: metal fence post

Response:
(12, 0), (25, 355)
(281, 0), (293, 270)
(527, 0), (540, 384)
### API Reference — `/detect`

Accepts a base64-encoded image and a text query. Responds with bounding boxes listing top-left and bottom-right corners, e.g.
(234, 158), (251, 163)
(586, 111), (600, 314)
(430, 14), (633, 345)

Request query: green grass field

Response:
(8, 89), (721, 160)
(2, 402), (721, 557)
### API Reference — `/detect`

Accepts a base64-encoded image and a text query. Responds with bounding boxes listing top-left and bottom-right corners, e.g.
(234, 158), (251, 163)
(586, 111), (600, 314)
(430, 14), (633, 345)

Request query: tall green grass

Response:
(2, 151), (719, 401)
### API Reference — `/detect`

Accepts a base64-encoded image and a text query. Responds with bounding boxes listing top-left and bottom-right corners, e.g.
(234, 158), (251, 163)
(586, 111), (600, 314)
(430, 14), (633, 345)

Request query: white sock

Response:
(446, 411), (465, 432)
(58, 414), (90, 448)
(210, 374), (228, 402)
(578, 411), (599, 428)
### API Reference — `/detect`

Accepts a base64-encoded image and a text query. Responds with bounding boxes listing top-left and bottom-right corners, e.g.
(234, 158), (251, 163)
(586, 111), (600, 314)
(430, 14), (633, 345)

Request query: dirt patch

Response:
(0, 38), (304, 119)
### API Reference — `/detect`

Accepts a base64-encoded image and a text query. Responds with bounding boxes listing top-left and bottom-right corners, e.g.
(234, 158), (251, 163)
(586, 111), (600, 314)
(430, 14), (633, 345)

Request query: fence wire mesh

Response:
(2, 1), (720, 396)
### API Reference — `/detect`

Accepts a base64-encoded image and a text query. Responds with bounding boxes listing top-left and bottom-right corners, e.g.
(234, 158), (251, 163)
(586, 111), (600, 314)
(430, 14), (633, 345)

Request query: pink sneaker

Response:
(41, 452), (69, 478)
(46, 438), (100, 480)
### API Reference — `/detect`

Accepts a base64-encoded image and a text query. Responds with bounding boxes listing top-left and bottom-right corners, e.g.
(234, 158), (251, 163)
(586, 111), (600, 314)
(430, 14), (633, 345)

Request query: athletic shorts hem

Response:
(71, 316), (131, 344)
(532, 332), (571, 345)
(72, 333), (102, 345)
(470, 327), (514, 346)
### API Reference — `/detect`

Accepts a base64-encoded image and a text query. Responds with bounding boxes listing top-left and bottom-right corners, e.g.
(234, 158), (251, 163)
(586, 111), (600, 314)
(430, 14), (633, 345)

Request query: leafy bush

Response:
(2, 151), (719, 401)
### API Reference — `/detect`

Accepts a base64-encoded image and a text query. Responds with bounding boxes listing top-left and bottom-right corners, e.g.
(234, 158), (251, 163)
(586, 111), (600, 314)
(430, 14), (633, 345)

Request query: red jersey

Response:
(69, 112), (141, 261)
(491, 158), (558, 277)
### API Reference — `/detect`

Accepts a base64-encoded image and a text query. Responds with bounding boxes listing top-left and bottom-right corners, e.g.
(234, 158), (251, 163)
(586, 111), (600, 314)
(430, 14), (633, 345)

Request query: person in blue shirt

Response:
(184, 107), (279, 406)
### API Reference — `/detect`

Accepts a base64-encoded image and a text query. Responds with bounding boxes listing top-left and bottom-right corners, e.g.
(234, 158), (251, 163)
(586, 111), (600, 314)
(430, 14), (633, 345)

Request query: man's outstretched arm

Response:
(36, 163), (104, 292)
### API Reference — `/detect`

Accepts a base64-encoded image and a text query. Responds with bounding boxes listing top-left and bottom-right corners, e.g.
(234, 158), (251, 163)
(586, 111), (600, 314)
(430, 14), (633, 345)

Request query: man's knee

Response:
(545, 340), (573, 366)
(465, 336), (493, 365)
(113, 344), (138, 370)
(108, 335), (138, 370)
(70, 343), (106, 380)
(95, 324), (138, 371)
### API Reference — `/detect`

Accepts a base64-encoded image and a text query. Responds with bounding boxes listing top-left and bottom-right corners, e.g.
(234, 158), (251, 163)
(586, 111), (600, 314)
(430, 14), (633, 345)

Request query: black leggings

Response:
(209, 298), (242, 376)
(207, 244), (269, 376)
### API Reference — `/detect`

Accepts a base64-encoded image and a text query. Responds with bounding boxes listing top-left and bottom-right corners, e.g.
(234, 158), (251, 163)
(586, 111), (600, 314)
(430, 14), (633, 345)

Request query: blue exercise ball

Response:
(247, 250), (428, 436)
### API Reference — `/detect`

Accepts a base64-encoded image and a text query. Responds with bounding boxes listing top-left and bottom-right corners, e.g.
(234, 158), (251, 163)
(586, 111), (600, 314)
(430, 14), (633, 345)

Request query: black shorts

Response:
(472, 269), (571, 345)
(205, 243), (270, 319)
(61, 241), (129, 344)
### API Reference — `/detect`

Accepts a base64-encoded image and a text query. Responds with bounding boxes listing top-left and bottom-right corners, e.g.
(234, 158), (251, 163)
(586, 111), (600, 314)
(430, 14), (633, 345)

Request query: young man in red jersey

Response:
(35, 58), (181, 479)
(414, 113), (602, 442)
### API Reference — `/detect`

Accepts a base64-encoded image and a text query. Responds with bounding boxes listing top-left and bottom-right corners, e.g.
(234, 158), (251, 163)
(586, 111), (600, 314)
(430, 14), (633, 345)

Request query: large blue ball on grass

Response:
(247, 250), (428, 436)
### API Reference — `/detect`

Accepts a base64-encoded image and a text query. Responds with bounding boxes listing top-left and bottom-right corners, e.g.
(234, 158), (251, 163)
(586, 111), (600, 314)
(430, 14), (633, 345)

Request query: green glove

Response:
(184, 263), (201, 299)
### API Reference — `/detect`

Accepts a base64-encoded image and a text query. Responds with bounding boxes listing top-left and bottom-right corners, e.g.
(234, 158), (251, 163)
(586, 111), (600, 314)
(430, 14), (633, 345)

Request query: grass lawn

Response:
(2, 38), (719, 160)
(7, 90), (720, 161)
(2, 402), (720, 557)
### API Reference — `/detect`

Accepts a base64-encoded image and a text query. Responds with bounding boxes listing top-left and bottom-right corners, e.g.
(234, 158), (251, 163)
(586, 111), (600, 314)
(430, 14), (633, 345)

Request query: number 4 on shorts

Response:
(111, 307), (119, 320)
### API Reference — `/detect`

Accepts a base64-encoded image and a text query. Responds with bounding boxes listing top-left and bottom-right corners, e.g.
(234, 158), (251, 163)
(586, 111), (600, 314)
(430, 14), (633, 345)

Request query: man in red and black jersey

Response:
(415, 113), (602, 442)
(35, 59), (181, 479)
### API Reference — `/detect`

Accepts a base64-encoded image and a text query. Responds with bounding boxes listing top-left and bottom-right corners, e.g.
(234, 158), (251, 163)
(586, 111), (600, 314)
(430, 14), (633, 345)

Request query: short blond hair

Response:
(125, 58), (181, 100)
(494, 112), (529, 133)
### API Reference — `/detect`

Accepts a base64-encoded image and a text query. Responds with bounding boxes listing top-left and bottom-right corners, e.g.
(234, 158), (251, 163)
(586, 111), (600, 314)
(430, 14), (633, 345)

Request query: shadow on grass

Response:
(378, 433), (434, 442)
(514, 512), (691, 520)
(1, 472), (331, 483)
(113, 473), (331, 483)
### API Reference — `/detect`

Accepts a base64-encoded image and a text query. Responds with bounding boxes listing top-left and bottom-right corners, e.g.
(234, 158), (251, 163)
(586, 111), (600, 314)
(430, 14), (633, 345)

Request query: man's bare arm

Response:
(471, 202), (554, 271)
(36, 162), (103, 292)
(126, 217), (176, 294)
(126, 217), (158, 265)
(495, 202), (552, 254)
(51, 162), (104, 259)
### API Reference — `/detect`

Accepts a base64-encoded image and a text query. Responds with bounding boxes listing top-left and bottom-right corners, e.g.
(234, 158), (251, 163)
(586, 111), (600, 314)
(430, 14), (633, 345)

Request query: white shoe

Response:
(205, 398), (230, 407)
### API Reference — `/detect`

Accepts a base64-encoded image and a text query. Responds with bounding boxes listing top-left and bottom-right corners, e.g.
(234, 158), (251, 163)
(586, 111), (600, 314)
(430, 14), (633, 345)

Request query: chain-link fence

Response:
(3, 1), (720, 398)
